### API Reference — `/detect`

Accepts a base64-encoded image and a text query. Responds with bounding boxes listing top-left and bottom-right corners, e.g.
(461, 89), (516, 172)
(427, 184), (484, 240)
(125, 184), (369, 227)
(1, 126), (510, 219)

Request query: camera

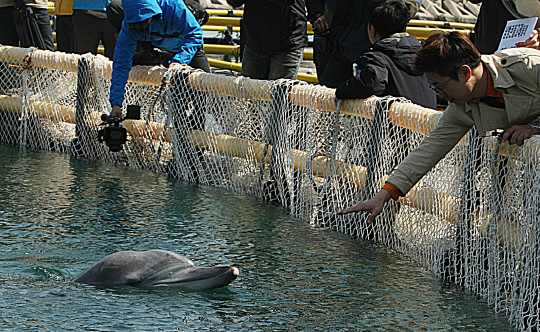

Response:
(97, 105), (141, 152)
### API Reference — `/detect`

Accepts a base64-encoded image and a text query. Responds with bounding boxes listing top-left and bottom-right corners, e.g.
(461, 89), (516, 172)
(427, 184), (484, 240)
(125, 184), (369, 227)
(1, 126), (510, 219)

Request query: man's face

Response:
(128, 17), (152, 31)
(426, 71), (472, 106)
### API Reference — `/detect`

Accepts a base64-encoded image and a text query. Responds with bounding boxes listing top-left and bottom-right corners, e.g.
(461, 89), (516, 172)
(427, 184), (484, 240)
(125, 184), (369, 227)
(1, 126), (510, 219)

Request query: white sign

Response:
(497, 17), (538, 52)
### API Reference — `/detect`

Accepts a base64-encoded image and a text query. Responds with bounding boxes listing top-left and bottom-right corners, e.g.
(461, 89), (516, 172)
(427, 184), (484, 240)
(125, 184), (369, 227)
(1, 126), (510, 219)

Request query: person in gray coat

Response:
(338, 32), (540, 220)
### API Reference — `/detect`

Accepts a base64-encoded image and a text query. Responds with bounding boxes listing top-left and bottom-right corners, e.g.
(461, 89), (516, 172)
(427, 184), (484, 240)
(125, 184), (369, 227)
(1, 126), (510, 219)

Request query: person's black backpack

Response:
(184, 0), (210, 26)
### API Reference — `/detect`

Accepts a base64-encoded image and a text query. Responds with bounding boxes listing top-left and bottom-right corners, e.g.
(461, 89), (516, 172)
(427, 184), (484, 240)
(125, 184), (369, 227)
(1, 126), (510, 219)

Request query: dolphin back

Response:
(73, 249), (239, 290)
(73, 249), (196, 286)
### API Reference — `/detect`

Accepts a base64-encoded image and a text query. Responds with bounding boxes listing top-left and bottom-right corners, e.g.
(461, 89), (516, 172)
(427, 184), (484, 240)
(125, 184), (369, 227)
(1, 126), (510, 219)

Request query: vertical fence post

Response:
(262, 80), (295, 207)
(167, 67), (204, 183)
(72, 55), (95, 158)
(442, 128), (481, 283)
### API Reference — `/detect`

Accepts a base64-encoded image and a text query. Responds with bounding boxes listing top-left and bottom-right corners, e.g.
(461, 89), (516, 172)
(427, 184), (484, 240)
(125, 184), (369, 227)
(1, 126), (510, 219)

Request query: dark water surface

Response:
(0, 146), (516, 331)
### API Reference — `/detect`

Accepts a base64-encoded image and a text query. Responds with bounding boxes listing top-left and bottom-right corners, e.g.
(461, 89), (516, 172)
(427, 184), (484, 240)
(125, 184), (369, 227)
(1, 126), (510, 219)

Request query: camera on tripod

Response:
(97, 105), (141, 152)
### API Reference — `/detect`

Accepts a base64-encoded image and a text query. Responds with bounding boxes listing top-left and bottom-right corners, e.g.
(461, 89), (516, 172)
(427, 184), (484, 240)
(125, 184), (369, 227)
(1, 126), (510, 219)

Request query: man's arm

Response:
(306, 0), (324, 22)
(306, 0), (327, 32)
(168, 4), (203, 65)
(109, 26), (139, 116)
(338, 106), (473, 220)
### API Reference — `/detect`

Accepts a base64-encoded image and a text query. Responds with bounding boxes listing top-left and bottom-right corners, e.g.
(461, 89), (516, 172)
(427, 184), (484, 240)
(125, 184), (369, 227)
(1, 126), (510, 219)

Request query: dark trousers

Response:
(72, 10), (118, 60)
(55, 15), (74, 53)
(0, 5), (54, 51)
(164, 47), (210, 72)
(318, 48), (354, 88)
(312, 35), (333, 80)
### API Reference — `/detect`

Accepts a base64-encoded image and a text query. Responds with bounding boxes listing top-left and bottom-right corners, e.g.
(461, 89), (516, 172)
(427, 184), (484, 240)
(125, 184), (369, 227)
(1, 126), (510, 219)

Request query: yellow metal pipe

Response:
(206, 9), (244, 17)
(303, 49), (313, 61)
(188, 70), (273, 101)
(203, 25), (241, 33)
(207, 16), (241, 27)
(207, 58), (243, 72)
(406, 27), (471, 40)
(388, 101), (443, 136)
(408, 19), (475, 30)
(204, 44), (241, 56)
(0, 95), (170, 142)
(0, 46), (166, 86)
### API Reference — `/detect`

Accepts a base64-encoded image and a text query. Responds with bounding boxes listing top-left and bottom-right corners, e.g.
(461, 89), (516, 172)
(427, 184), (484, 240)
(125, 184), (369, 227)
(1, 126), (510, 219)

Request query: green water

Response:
(0, 146), (516, 331)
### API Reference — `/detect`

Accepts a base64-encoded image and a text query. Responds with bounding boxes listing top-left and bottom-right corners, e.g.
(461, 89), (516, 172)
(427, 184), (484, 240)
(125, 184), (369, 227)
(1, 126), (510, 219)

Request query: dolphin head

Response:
(142, 265), (240, 290)
(73, 250), (239, 290)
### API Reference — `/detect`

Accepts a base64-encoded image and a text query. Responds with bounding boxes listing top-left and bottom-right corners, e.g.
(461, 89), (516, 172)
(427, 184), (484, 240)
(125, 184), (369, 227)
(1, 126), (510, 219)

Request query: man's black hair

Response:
(366, 0), (409, 38)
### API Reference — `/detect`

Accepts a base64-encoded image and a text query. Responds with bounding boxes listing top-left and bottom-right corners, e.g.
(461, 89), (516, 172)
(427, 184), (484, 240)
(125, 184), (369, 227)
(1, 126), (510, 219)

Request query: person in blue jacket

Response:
(109, 0), (210, 118)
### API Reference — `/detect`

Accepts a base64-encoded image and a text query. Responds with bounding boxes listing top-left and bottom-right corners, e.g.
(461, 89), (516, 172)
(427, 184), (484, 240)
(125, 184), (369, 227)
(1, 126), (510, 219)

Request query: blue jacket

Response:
(72, 0), (109, 11)
(110, 0), (203, 106)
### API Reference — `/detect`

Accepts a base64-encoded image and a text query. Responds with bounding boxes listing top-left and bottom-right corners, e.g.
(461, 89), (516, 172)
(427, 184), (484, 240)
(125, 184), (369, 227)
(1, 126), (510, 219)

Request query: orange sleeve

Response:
(382, 182), (403, 200)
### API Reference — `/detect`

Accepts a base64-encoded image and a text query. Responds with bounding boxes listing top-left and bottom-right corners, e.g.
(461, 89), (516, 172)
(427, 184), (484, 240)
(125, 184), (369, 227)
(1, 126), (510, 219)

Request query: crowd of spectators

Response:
(2, 0), (540, 226)
(1, 0), (540, 148)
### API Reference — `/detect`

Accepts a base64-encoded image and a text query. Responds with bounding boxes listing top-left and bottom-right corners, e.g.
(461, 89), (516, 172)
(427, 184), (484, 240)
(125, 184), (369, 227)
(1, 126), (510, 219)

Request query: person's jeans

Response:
(32, 6), (55, 51)
(241, 44), (303, 80)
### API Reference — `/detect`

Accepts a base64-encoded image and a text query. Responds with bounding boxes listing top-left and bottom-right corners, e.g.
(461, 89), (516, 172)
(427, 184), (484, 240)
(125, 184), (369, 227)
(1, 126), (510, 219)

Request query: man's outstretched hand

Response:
(337, 189), (392, 223)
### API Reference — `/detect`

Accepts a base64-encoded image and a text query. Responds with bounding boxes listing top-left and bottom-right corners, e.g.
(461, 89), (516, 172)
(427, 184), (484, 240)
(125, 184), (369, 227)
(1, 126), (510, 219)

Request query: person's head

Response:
(414, 32), (483, 105)
(123, 0), (162, 30)
(366, 0), (409, 43)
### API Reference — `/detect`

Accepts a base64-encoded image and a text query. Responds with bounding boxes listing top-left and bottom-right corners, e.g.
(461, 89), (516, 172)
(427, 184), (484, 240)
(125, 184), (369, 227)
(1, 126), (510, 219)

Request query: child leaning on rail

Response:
(334, 0), (437, 109)
(338, 31), (540, 220)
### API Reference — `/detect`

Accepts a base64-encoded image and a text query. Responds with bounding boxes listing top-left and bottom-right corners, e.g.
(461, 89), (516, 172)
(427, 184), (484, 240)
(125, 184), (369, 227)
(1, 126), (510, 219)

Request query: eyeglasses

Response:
(429, 77), (451, 95)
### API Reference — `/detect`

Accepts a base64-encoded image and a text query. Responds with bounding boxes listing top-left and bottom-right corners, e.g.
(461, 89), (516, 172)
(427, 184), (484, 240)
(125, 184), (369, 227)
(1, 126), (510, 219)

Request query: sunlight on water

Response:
(0, 146), (516, 331)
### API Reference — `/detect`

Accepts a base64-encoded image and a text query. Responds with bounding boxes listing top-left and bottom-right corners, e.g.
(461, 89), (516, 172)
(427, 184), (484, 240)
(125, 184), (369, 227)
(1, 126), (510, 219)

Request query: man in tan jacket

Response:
(338, 32), (540, 221)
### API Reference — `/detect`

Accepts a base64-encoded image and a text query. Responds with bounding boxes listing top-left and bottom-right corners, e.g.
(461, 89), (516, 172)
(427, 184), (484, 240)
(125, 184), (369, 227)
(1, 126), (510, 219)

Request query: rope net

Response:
(1, 46), (539, 331)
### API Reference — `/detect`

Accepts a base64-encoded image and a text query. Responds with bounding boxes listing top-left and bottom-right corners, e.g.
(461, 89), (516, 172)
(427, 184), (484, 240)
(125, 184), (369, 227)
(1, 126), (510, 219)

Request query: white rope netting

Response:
(1, 46), (539, 331)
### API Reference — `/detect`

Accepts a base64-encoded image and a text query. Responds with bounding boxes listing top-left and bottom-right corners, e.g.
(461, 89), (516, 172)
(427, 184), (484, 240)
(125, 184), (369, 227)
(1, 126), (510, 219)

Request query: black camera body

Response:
(97, 105), (141, 152)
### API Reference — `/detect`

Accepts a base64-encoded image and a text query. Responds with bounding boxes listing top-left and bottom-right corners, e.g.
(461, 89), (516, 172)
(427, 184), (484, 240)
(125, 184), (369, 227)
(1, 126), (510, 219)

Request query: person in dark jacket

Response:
(306, 0), (335, 79)
(318, 0), (420, 88)
(226, 0), (308, 80)
(109, 0), (210, 118)
(335, 0), (436, 109)
(317, 0), (368, 87)
(471, 0), (539, 54)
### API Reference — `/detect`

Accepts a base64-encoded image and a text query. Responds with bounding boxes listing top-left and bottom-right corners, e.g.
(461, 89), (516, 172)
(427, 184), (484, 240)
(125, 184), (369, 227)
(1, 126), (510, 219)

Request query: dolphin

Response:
(73, 249), (239, 290)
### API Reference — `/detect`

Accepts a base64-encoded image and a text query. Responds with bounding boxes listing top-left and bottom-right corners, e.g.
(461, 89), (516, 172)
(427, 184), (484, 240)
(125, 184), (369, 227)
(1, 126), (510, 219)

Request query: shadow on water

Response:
(0, 146), (518, 331)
